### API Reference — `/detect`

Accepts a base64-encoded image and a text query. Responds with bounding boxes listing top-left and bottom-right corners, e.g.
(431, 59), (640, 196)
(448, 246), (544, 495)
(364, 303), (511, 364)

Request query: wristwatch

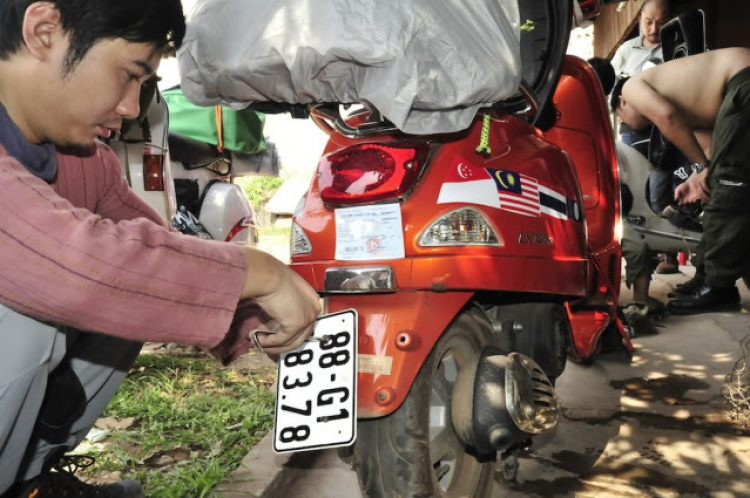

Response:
(690, 162), (709, 174)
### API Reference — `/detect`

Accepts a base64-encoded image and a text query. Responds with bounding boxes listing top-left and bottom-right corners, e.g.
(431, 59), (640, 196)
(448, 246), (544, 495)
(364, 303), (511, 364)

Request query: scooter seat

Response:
(168, 132), (222, 166)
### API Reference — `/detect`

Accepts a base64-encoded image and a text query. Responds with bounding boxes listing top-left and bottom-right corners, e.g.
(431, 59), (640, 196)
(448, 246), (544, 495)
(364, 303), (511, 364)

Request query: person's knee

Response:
(0, 309), (60, 383)
(622, 239), (650, 266)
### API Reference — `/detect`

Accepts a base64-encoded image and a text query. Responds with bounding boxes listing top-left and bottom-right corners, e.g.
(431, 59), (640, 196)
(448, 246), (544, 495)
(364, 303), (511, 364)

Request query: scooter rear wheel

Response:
(353, 308), (496, 498)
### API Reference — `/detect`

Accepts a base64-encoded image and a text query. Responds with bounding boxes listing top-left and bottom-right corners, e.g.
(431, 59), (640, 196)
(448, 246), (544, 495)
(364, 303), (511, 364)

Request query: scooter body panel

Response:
(567, 307), (611, 356)
(325, 292), (473, 418)
(545, 56), (627, 358)
(199, 182), (258, 244)
(293, 115), (590, 297)
(113, 90), (177, 222)
(545, 56), (621, 255)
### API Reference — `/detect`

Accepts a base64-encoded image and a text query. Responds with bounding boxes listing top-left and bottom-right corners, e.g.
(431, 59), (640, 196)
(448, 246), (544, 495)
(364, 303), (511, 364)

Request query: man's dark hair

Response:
(587, 57), (616, 95)
(0, 0), (185, 74)
(610, 77), (630, 112)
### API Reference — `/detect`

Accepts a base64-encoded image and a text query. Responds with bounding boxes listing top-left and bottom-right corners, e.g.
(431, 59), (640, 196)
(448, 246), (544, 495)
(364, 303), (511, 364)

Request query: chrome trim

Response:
(630, 226), (701, 244)
(312, 104), (399, 138)
(324, 266), (395, 293)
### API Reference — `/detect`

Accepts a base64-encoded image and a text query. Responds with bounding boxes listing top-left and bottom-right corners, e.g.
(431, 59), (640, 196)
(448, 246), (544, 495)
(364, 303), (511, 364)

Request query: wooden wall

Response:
(593, 0), (644, 59)
(707, 1), (750, 49)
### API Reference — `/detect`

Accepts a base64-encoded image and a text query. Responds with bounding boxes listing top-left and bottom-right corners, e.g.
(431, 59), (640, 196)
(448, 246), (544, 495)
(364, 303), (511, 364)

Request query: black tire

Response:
(353, 309), (496, 498)
(492, 303), (569, 383)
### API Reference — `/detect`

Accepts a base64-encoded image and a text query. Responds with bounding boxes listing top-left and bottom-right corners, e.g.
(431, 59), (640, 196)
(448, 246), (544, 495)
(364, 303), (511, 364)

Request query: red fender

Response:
(326, 291), (473, 418)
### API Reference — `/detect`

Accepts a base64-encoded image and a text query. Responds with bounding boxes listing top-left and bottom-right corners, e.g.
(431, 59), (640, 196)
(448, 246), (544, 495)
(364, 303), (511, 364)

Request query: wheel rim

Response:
(428, 334), (488, 496)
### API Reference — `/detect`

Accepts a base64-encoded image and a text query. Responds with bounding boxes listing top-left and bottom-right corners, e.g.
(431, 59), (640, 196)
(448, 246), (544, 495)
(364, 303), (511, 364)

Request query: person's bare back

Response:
(617, 47), (750, 190)
(636, 47), (750, 129)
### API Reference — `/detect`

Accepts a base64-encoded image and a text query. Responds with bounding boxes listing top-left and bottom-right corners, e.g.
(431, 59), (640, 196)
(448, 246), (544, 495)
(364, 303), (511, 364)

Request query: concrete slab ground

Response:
(219, 265), (750, 498)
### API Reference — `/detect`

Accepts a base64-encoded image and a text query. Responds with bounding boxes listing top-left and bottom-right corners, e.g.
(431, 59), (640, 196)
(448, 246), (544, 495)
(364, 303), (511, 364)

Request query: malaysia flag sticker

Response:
(492, 169), (541, 218)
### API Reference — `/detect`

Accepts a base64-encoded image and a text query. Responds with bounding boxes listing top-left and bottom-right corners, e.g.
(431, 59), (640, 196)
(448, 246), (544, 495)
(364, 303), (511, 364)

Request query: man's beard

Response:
(55, 142), (97, 157)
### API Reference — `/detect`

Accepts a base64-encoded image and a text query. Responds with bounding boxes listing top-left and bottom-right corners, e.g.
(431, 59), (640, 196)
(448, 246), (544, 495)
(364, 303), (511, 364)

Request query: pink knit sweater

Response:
(0, 142), (262, 363)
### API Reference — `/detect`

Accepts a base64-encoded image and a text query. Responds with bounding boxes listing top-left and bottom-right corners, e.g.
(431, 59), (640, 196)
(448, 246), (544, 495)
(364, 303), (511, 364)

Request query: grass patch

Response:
(79, 354), (275, 498)
(234, 176), (284, 212)
(258, 224), (292, 239)
(256, 224), (292, 263)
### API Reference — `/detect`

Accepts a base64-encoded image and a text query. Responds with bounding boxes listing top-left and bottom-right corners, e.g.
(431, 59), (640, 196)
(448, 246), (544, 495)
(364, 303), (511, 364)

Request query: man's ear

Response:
(22, 2), (62, 61)
(618, 95), (626, 109)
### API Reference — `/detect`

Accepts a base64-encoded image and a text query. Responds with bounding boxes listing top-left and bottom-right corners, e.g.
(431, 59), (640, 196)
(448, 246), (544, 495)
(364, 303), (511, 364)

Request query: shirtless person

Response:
(615, 47), (750, 314)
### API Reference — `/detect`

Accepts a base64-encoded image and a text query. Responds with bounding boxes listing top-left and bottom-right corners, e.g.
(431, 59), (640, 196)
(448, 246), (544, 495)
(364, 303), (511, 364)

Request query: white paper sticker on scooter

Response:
(273, 310), (358, 453)
(334, 204), (405, 260)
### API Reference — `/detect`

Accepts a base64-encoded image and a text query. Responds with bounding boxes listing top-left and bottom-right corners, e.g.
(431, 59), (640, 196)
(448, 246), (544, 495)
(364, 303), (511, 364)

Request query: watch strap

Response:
(690, 162), (708, 173)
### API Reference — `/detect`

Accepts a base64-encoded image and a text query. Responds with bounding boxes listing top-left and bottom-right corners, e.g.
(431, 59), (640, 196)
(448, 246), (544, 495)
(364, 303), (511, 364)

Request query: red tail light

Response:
(143, 154), (165, 191)
(318, 143), (429, 205)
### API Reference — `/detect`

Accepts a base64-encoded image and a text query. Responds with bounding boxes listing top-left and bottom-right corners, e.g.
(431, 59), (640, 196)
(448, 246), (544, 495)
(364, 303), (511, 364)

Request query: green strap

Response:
(475, 114), (492, 156)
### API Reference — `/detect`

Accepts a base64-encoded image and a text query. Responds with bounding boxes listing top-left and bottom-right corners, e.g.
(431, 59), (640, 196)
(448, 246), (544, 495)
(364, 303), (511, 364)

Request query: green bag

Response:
(163, 87), (267, 155)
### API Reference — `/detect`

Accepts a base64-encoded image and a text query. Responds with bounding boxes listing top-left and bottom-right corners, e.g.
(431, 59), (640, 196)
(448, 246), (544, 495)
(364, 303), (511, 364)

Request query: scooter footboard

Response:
(326, 291), (473, 418)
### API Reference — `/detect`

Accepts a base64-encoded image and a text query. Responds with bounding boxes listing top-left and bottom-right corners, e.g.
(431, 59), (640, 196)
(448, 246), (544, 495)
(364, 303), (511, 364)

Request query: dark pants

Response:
(700, 66), (750, 288)
(622, 225), (659, 287)
(0, 304), (141, 494)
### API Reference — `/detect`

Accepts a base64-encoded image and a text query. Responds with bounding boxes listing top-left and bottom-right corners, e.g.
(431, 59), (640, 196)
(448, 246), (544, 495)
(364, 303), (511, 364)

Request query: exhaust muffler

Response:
(451, 348), (560, 454)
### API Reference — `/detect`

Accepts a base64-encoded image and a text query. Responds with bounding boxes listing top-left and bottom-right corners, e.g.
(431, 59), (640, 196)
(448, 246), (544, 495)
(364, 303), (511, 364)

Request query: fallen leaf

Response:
(95, 417), (135, 431)
(143, 447), (191, 468)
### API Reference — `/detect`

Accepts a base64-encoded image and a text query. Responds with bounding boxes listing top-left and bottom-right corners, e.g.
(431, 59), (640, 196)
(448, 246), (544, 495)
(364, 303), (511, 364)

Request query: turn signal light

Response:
(291, 222), (313, 255)
(318, 143), (429, 205)
(143, 154), (165, 191)
(419, 208), (501, 246)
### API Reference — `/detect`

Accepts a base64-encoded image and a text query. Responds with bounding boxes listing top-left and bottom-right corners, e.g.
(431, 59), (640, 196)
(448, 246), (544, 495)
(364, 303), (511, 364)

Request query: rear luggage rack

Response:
(311, 104), (400, 138)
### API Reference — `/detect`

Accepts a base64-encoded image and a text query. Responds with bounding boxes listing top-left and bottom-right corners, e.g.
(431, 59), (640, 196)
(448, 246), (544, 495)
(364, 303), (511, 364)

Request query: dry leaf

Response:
(95, 417), (135, 431)
(143, 447), (191, 468)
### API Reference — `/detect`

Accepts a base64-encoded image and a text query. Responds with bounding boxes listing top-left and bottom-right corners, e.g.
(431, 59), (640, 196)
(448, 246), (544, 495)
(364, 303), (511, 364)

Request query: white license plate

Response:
(273, 310), (358, 453)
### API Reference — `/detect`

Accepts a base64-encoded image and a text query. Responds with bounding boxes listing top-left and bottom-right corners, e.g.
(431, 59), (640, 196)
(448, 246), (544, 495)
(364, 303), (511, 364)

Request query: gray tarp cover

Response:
(178, 0), (521, 135)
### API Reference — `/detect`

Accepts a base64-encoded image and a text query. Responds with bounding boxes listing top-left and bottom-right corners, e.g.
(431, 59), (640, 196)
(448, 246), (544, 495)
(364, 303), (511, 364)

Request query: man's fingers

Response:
(674, 184), (687, 203)
(260, 329), (314, 356)
(255, 323), (315, 351)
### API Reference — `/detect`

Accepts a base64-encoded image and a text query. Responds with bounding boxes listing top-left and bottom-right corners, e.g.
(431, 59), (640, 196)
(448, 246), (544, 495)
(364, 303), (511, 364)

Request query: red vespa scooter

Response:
(286, 1), (630, 497)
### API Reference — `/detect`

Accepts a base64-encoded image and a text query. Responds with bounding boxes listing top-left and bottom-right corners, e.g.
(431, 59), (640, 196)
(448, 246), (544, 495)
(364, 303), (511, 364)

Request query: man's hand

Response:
(241, 247), (321, 355)
(674, 169), (711, 204)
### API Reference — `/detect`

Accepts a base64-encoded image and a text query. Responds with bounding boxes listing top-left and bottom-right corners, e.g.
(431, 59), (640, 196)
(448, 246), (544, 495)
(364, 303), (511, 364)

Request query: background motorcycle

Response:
(108, 80), (261, 245)
(286, 1), (629, 497)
